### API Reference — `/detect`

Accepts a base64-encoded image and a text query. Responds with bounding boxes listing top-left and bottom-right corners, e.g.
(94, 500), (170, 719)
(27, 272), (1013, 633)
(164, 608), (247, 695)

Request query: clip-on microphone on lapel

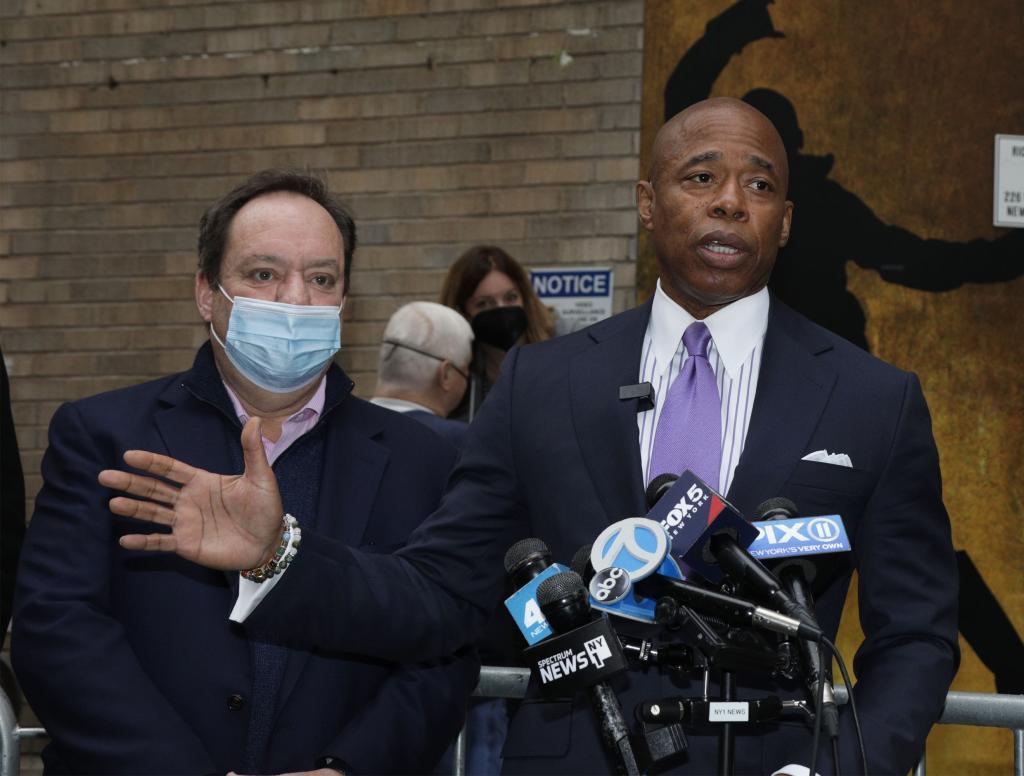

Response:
(619, 382), (655, 412)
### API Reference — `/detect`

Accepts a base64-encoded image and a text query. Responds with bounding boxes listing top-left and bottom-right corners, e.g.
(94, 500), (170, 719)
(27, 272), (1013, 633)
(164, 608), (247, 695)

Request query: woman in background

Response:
(436, 246), (554, 775)
(440, 245), (554, 418)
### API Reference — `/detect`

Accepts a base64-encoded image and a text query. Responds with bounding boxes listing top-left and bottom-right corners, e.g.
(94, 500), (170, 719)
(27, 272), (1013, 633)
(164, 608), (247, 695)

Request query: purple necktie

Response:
(649, 322), (722, 490)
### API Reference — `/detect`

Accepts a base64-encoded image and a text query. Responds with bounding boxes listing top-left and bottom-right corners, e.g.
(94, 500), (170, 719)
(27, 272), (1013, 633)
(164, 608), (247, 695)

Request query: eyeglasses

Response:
(383, 339), (469, 380)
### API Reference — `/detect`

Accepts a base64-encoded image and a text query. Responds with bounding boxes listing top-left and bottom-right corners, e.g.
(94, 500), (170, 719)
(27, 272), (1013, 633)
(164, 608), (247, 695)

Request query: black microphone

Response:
(642, 473), (819, 628)
(645, 474), (678, 510)
(570, 543), (595, 583)
(619, 382), (655, 412)
(755, 499), (840, 739)
(535, 572), (640, 775)
(504, 537), (554, 588)
(630, 567), (824, 642)
(708, 532), (818, 625)
(502, 538), (571, 645)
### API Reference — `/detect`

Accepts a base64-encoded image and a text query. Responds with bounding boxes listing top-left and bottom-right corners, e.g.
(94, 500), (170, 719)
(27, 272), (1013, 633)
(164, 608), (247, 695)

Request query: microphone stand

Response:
(718, 668), (736, 776)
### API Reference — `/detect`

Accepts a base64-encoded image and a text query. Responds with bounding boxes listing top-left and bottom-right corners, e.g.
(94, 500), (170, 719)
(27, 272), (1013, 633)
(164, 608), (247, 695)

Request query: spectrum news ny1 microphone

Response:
(586, 517), (824, 642)
(503, 537), (571, 645)
(646, 471), (819, 630)
(753, 498), (849, 740)
(529, 571), (640, 775)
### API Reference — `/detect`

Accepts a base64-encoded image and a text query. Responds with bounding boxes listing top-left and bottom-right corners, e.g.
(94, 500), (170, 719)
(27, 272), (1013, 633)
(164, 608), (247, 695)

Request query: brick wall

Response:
(0, 0), (645, 511)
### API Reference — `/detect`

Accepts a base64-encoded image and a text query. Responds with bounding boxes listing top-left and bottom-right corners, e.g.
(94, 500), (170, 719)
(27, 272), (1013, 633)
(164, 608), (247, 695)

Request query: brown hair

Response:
(439, 245), (554, 345)
(197, 169), (356, 291)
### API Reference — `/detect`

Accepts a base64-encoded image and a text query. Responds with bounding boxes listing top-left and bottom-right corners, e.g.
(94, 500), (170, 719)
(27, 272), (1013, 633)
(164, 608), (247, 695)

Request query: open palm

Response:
(98, 417), (283, 571)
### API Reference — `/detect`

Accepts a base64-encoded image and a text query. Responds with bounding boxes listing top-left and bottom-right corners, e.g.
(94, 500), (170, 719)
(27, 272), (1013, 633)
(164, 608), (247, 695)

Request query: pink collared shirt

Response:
(222, 378), (326, 465)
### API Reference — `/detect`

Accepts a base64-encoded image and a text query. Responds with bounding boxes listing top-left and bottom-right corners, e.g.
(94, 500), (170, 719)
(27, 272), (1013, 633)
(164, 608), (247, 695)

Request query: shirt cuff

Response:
(772, 765), (816, 776)
(229, 568), (287, 622)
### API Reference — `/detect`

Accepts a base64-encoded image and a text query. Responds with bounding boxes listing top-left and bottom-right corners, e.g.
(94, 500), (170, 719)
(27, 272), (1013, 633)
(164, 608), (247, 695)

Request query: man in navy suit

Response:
(105, 100), (958, 775)
(12, 170), (477, 774)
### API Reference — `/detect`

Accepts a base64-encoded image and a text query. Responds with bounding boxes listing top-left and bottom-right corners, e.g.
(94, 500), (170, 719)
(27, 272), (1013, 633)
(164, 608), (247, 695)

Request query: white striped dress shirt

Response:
(637, 283), (769, 495)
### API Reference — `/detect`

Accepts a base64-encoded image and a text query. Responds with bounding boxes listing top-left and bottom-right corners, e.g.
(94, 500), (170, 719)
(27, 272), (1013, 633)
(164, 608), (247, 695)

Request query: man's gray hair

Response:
(377, 302), (474, 390)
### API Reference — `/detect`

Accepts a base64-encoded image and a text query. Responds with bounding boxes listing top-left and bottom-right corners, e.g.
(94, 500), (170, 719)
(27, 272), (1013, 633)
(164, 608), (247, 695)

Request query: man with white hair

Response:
(371, 301), (474, 448)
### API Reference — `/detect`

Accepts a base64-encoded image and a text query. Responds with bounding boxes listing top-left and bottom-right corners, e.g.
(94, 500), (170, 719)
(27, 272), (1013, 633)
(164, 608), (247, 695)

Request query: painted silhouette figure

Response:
(665, 0), (1024, 351)
(664, 0), (1024, 694)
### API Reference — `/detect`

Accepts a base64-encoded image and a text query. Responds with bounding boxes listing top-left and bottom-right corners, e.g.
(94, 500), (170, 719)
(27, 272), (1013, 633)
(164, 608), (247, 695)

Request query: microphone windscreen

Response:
(754, 496), (799, 521)
(645, 473), (678, 510)
(504, 537), (550, 575)
(536, 570), (586, 608)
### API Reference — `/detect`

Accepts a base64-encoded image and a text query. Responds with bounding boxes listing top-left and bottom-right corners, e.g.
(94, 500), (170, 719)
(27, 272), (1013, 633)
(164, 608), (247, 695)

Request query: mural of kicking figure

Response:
(664, 0), (1024, 695)
(665, 0), (1024, 351)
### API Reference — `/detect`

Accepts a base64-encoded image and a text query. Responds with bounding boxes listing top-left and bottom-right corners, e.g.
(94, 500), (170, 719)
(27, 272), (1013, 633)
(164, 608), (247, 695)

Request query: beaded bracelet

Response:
(240, 513), (301, 583)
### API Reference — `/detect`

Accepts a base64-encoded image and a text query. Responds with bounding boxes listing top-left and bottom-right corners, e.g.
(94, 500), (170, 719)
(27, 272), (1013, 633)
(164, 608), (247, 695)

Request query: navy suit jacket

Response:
(13, 345), (478, 775)
(405, 410), (469, 451)
(252, 298), (958, 775)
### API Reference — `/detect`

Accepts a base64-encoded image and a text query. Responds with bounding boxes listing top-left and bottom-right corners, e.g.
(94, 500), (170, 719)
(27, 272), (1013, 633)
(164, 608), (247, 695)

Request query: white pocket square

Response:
(801, 449), (853, 468)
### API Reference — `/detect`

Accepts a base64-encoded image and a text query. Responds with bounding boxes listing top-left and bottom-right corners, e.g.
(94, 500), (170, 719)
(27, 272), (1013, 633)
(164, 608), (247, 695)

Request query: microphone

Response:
(644, 470), (759, 583)
(571, 543), (595, 583)
(503, 538), (571, 645)
(754, 499), (841, 739)
(586, 518), (824, 642)
(645, 473), (677, 509)
(619, 382), (655, 412)
(747, 498), (853, 597)
(531, 571), (640, 775)
(646, 472), (817, 628)
(586, 518), (687, 624)
(631, 566), (824, 642)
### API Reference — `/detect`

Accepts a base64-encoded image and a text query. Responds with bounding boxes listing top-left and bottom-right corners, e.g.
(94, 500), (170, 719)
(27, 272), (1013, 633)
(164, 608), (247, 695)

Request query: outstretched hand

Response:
(98, 416), (283, 571)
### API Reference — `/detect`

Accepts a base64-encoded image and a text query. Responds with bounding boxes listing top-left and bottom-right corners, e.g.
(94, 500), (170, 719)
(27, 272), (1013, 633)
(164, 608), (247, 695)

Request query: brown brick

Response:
(526, 211), (632, 239)
(7, 275), (194, 303)
(529, 51), (643, 84)
(563, 78), (640, 107)
(487, 187), (565, 214)
(559, 130), (639, 158)
(1, 324), (205, 353)
(389, 215), (527, 245)
(0, 300), (199, 328)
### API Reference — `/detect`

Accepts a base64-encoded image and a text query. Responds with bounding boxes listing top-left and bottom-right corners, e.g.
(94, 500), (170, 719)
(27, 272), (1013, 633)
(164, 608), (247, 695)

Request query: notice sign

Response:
(994, 134), (1024, 228)
(530, 266), (613, 336)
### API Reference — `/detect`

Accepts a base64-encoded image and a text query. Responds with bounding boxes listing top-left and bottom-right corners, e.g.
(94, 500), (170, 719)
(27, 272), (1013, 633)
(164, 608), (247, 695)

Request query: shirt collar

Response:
(223, 376), (327, 426)
(369, 396), (438, 416)
(649, 281), (769, 380)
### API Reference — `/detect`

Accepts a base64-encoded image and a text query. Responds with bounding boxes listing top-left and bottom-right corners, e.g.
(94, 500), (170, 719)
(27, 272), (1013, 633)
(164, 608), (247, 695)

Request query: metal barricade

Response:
(452, 668), (1024, 776)
(0, 683), (44, 776)
(1, 670), (1021, 775)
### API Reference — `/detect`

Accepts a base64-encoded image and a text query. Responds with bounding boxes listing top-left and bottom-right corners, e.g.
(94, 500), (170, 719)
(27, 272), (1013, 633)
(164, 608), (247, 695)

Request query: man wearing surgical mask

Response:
(12, 170), (478, 776)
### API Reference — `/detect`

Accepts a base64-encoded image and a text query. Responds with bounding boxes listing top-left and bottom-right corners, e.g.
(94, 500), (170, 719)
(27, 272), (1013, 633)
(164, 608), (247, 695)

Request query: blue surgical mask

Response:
(210, 287), (343, 394)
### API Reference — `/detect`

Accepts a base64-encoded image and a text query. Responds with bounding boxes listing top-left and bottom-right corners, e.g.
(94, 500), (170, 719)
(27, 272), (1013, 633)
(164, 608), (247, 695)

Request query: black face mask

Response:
(471, 306), (528, 352)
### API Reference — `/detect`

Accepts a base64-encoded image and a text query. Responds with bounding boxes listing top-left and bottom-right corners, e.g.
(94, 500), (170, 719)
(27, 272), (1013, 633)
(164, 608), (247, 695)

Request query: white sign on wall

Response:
(530, 266), (614, 336)
(994, 134), (1024, 228)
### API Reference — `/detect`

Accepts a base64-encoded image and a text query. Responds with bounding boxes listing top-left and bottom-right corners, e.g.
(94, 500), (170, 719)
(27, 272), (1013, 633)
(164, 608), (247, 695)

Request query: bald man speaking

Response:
(105, 99), (958, 775)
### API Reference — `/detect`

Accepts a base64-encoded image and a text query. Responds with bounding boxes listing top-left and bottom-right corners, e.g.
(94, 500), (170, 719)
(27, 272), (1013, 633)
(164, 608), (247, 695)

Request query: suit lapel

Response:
(727, 298), (837, 517)
(153, 381), (243, 596)
(568, 303), (651, 525)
